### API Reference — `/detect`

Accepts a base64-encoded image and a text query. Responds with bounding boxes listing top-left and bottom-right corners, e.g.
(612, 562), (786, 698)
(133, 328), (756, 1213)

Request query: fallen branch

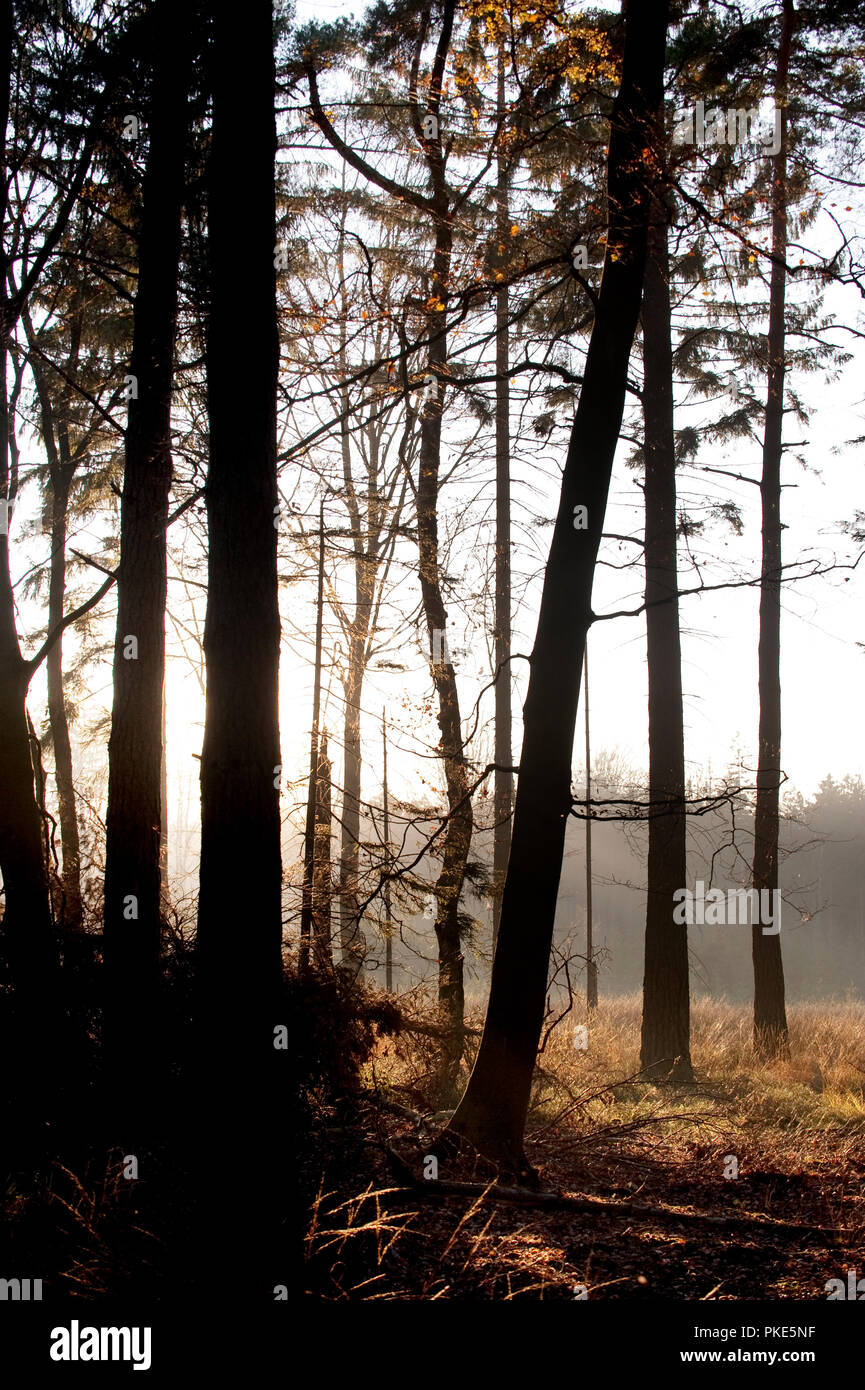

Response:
(383, 1147), (857, 1244)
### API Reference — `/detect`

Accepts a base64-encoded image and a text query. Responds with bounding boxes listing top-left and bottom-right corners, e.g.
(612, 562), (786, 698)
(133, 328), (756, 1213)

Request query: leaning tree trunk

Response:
(639, 205), (692, 1081)
(445, 0), (670, 1173)
(103, 0), (189, 1124)
(752, 0), (794, 1060)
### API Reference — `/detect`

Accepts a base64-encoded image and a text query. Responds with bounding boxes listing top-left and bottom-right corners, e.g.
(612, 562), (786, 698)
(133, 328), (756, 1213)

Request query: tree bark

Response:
(418, 217), (473, 1101)
(103, 0), (189, 1116)
(752, 0), (795, 1060)
(193, 0), (284, 1299)
(639, 206), (691, 1081)
(197, 0), (282, 1012)
(336, 372), (371, 975)
(445, 0), (670, 1171)
(411, 0), (472, 1100)
(493, 46), (513, 948)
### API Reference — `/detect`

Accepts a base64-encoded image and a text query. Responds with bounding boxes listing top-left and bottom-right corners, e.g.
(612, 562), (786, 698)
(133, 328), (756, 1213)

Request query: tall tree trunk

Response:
(194, 0), (284, 1298)
(0, 0), (57, 993)
(492, 47), (513, 948)
(103, 0), (189, 1119)
(197, 0), (282, 1017)
(752, 0), (795, 1060)
(445, 0), (669, 1172)
(639, 206), (691, 1081)
(418, 219), (474, 1101)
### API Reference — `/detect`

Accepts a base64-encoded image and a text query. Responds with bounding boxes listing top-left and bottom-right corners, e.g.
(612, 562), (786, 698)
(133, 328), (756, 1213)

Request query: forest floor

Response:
(304, 994), (865, 1299)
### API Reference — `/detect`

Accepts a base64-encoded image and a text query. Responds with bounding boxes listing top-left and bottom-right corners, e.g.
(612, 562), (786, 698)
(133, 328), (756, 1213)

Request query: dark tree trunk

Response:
(752, 0), (795, 1060)
(445, 0), (670, 1172)
(412, 5), (473, 1101)
(492, 48), (513, 948)
(194, 0), (284, 1299)
(103, 0), (189, 1119)
(639, 207), (691, 1081)
(197, 0), (282, 1017)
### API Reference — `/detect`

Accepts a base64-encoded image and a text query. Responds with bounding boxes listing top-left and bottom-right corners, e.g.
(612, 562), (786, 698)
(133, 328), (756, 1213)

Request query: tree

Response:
(194, 0), (285, 1295)
(0, 0), (108, 995)
(197, 0), (283, 1015)
(445, 0), (671, 1173)
(639, 189), (692, 1081)
(752, 0), (795, 1059)
(102, 0), (192, 1114)
(305, 0), (475, 1097)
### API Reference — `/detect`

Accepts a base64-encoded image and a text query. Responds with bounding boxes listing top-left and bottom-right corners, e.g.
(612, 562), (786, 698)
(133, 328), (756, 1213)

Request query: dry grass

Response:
(309, 993), (865, 1299)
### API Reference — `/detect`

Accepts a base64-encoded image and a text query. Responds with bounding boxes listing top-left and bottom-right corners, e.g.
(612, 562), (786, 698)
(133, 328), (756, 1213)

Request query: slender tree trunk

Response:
(46, 467), (82, 931)
(337, 383), (371, 974)
(418, 220), (473, 1100)
(300, 505), (324, 974)
(338, 643), (367, 971)
(752, 0), (795, 1060)
(493, 47), (513, 948)
(445, 0), (669, 1171)
(382, 708), (393, 991)
(159, 682), (169, 908)
(639, 206), (691, 1081)
(23, 333), (84, 933)
(103, 0), (189, 1119)
(313, 730), (332, 968)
